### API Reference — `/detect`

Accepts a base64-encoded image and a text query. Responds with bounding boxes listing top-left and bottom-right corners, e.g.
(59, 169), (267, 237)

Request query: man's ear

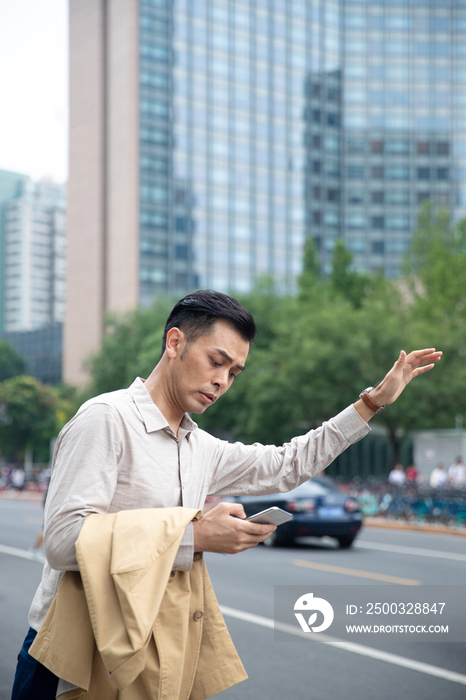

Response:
(165, 327), (186, 359)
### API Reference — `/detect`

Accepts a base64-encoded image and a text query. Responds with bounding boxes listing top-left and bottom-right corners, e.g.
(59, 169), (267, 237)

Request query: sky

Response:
(0, 0), (68, 184)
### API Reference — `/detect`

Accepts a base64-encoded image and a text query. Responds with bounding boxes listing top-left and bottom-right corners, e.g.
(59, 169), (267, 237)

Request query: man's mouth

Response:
(199, 392), (216, 405)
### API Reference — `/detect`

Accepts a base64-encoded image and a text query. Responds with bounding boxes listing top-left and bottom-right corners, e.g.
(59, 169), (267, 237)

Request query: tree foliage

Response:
(0, 376), (58, 463)
(0, 341), (27, 383)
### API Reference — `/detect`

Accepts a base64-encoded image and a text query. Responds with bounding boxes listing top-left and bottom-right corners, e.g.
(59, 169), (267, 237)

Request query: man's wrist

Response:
(368, 384), (385, 407)
(359, 386), (385, 414)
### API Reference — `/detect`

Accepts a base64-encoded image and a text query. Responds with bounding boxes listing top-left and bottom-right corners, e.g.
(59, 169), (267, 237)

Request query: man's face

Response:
(168, 319), (249, 415)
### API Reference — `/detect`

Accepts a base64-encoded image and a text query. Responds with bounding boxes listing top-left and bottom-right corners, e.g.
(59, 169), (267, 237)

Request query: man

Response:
(12, 290), (441, 699)
(430, 463), (448, 488)
(388, 463), (406, 486)
(447, 456), (466, 488)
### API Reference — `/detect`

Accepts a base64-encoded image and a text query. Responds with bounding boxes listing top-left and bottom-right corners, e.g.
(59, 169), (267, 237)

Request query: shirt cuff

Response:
(332, 404), (371, 444)
(172, 521), (194, 571)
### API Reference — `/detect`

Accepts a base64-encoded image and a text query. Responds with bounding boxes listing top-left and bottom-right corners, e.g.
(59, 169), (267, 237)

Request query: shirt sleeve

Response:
(207, 404), (370, 497)
(43, 402), (123, 571)
(172, 522), (194, 571)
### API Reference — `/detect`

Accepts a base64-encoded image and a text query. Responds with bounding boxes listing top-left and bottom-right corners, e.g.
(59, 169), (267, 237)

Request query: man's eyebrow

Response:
(214, 348), (245, 372)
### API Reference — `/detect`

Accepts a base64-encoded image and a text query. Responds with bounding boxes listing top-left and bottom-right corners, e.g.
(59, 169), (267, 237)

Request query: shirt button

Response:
(193, 552), (202, 562)
(193, 610), (203, 621)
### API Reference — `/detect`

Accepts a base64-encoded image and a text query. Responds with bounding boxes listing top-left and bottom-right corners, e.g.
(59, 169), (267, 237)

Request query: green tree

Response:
(0, 376), (58, 464)
(404, 201), (466, 322)
(0, 341), (27, 382)
(84, 297), (175, 397)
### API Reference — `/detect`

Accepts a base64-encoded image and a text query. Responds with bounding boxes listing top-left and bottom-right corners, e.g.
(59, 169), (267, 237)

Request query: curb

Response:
(364, 517), (466, 538)
(0, 491), (44, 501)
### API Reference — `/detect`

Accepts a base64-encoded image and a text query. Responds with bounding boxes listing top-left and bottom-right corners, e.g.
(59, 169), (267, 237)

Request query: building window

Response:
(327, 113), (340, 127)
(347, 138), (365, 154)
(347, 165), (365, 179)
(371, 166), (384, 179)
(386, 216), (410, 230)
(417, 141), (430, 154)
(386, 166), (409, 180)
(327, 188), (339, 201)
(312, 135), (321, 149)
(347, 214), (366, 229)
(386, 191), (410, 205)
(312, 110), (321, 123)
(437, 192), (450, 205)
(313, 211), (321, 225)
(312, 161), (321, 174)
(417, 167), (430, 180)
(313, 186), (321, 200)
(437, 167), (449, 180)
(371, 141), (384, 153)
(324, 211), (340, 227)
(385, 140), (409, 154)
(437, 142), (449, 156)
(372, 241), (385, 255)
(371, 191), (384, 204)
(371, 216), (384, 229)
(347, 190), (365, 204)
(417, 192), (430, 203)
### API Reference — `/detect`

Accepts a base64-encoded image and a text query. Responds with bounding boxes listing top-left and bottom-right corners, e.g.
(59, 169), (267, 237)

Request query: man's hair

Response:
(161, 290), (256, 355)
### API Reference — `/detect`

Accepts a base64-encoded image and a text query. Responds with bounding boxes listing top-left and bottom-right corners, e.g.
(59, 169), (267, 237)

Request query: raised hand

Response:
(370, 348), (442, 407)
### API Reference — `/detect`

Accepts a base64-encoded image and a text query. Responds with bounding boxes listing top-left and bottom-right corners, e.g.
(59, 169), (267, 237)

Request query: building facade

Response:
(4, 179), (66, 333)
(66, 0), (466, 384)
(0, 170), (30, 333)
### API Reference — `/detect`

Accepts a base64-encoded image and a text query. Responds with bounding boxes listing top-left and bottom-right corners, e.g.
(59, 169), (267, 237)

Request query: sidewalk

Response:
(364, 517), (466, 537)
(0, 490), (44, 501)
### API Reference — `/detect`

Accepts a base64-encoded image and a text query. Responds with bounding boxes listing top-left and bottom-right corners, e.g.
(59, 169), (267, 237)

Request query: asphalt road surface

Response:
(0, 498), (465, 700)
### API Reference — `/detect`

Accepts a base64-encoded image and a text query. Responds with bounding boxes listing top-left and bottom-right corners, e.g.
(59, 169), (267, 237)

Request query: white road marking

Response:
(356, 540), (466, 562)
(220, 605), (466, 687)
(0, 543), (45, 563)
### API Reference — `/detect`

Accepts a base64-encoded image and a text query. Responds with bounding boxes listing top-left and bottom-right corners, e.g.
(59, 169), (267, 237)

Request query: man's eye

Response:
(211, 359), (221, 367)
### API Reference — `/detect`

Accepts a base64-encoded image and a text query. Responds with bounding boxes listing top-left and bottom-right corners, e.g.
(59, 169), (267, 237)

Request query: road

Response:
(0, 498), (465, 700)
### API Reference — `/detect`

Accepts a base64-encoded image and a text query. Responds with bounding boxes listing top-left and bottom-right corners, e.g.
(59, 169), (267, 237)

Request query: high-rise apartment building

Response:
(66, 0), (466, 384)
(4, 179), (66, 333)
(0, 169), (30, 333)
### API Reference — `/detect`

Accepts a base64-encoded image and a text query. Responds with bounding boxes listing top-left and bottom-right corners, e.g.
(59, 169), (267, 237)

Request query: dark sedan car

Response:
(237, 476), (363, 548)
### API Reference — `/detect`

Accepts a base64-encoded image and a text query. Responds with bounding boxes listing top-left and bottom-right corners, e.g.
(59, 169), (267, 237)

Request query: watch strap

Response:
(359, 389), (385, 414)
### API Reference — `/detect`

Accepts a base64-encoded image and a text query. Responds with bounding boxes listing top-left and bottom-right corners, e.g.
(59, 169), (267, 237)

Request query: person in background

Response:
(388, 463), (406, 486)
(430, 463), (448, 489)
(447, 456), (466, 488)
(405, 463), (420, 483)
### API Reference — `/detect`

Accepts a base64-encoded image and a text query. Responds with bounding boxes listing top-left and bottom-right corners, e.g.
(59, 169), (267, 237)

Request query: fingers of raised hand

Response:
(411, 363), (435, 378)
(407, 349), (442, 365)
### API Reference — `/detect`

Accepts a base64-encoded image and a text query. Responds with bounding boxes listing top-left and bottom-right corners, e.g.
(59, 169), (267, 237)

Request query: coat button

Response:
(193, 610), (203, 621)
(193, 552), (202, 561)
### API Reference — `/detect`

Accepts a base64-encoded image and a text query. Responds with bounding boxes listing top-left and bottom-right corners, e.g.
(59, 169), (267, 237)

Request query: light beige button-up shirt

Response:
(29, 377), (370, 632)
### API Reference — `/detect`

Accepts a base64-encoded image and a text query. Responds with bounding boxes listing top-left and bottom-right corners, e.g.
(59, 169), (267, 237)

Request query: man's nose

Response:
(212, 368), (229, 388)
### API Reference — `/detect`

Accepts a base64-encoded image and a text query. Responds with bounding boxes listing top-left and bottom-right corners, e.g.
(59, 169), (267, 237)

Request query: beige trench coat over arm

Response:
(29, 507), (247, 700)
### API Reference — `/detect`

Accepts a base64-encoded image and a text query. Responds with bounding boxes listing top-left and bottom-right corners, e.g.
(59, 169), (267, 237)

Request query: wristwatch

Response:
(359, 386), (385, 414)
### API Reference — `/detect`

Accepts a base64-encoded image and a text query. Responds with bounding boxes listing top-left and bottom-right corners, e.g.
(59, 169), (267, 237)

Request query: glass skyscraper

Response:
(137, 0), (466, 298)
(66, 0), (466, 382)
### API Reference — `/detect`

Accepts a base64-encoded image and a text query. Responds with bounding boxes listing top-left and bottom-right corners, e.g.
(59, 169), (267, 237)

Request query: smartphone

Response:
(246, 506), (293, 526)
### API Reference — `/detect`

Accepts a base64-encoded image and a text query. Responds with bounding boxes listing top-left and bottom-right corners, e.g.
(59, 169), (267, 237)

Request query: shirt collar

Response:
(128, 377), (198, 435)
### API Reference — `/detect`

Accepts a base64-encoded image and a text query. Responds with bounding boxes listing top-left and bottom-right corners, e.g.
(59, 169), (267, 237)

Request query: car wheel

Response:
(337, 535), (356, 549)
